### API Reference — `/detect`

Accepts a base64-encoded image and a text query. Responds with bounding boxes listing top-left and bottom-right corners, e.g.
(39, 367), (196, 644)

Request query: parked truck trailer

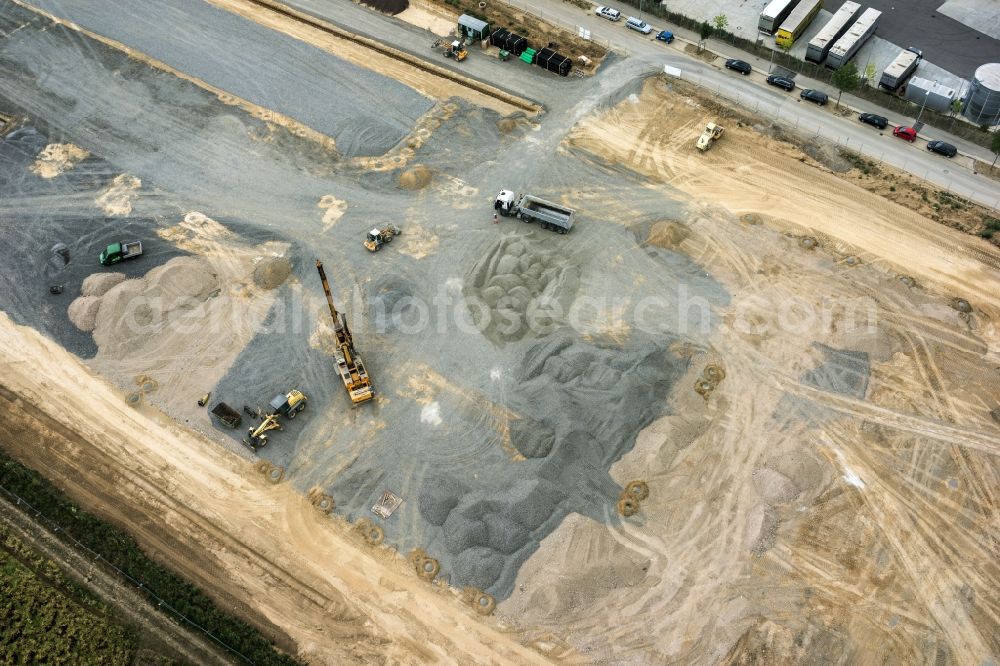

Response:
(879, 47), (922, 91)
(775, 0), (822, 49)
(825, 7), (881, 70)
(805, 0), (861, 63)
(759, 0), (800, 35)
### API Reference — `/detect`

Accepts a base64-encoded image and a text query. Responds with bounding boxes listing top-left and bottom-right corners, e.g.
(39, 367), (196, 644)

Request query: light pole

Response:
(915, 89), (930, 126)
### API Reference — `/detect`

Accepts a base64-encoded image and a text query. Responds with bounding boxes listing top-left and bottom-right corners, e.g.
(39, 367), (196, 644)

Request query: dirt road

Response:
(0, 310), (552, 665)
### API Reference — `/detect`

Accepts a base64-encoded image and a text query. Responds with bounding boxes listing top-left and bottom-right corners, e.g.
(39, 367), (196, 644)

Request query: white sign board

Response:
(578, 26), (591, 40)
(663, 64), (682, 78)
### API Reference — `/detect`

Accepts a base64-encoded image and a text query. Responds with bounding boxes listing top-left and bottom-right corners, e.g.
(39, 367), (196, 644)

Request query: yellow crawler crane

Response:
(315, 260), (375, 405)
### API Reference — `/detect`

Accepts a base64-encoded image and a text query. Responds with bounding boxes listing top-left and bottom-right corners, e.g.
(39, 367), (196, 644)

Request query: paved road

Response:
(821, 0), (1000, 77)
(476, 0), (1000, 210)
(17, 0), (1000, 210)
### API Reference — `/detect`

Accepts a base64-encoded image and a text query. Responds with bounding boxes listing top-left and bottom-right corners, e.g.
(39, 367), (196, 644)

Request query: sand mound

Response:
(67, 296), (102, 332)
(496, 118), (517, 134)
(399, 165), (432, 190)
(92, 257), (220, 357)
(253, 257), (292, 290)
(30, 143), (90, 178)
(647, 221), (690, 249)
(752, 468), (799, 504)
(745, 503), (779, 554)
(81, 272), (126, 297)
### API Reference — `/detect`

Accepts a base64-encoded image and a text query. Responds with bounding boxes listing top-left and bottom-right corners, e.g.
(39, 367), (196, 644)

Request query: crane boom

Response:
(314, 259), (374, 406)
(316, 260), (342, 331)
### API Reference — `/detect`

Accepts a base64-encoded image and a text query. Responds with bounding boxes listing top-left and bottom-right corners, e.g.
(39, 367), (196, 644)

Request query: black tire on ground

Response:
(288, 410), (295, 419)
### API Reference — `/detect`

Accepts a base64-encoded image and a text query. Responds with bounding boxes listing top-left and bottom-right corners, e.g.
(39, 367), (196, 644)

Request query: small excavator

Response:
(242, 389), (307, 451)
(315, 260), (375, 406)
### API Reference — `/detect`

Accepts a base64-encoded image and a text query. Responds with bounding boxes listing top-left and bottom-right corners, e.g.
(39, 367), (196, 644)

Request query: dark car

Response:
(725, 59), (752, 75)
(766, 74), (795, 91)
(858, 113), (888, 129)
(800, 89), (828, 105)
(926, 140), (957, 157)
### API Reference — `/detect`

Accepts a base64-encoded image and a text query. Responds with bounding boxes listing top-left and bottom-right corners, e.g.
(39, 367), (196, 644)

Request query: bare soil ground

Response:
(501, 75), (1000, 664)
(0, 312), (549, 665)
(2, 2), (998, 663)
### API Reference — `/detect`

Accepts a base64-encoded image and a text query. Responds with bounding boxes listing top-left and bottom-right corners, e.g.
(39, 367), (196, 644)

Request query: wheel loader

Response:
(242, 389), (307, 451)
(364, 224), (400, 252)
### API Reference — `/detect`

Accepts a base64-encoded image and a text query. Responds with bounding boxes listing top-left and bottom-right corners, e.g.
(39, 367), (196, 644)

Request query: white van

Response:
(625, 17), (652, 34)
(595, 6), (621, 21)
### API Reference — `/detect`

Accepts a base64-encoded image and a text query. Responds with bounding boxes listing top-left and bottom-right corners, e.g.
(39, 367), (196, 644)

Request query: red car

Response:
(893, 126), (917, 142)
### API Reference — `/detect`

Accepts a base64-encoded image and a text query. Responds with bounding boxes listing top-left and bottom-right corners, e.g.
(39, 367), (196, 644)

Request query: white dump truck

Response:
(696, 123), (724, 151)
(494, 190), (575, 234)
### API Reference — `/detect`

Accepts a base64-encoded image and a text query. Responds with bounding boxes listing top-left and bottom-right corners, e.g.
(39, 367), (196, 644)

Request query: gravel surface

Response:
(0, 1), (734, 601)
(24, 0), (434, 157)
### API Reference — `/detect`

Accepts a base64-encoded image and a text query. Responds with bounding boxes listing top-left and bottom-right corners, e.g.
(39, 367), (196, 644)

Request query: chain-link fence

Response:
(677, 71), (1000, 210)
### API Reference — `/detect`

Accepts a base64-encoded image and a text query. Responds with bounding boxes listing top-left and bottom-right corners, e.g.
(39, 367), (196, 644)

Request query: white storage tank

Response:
(904, 77), (957, 113)
(963, 63), (1000, 126)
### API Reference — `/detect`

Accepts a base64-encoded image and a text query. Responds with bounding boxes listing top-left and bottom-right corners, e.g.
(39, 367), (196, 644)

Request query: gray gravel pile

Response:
(464, 236), (581, 343)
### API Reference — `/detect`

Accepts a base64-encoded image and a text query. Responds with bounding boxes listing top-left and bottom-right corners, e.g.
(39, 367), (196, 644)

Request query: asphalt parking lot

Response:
(822, 0), (1000, 76)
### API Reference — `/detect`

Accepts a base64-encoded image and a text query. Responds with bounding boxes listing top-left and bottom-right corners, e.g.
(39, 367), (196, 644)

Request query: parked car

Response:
(655, 30), (674, 43)
(625, 17), (652, 34)
(893, 126), (917, 142)
(926, 140), (957, 157)
(767, 74), (795, 91)
(725, 59), (752, 75)
(595, 6), (621, 21)
(800, 89), (828, 105)
(858, 113), (888, 129)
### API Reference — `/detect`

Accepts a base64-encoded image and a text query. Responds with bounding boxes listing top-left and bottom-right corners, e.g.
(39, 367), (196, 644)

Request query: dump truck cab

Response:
(269, 389), (307, 419)
(494, 190), (518, 215)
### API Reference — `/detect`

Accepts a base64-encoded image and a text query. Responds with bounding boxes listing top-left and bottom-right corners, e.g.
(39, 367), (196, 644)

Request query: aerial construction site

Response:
(0, 0), (998, 663)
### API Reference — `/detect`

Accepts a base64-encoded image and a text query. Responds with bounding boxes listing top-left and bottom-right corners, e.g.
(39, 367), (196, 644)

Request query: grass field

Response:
(0, 526), (137, 665)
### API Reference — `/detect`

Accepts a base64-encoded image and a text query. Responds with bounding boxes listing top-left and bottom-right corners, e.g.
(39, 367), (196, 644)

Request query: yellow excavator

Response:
(315, 260), (375, 406)
(242, 389), (307, 451)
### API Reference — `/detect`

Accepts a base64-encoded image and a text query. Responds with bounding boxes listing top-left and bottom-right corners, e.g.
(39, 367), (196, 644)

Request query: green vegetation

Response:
(0, 527), (137, 664)
(712, 14), (728, 31)
(699, 21), (713, 42)
(0, 449), (301, 666)
(831, 61), (860, 92)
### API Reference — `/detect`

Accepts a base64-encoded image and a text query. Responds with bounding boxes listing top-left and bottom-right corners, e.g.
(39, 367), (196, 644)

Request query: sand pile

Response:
(647, 220), (690, 249)
(30, 143), (89, 178)
(81, 272), (126, 297)
(68, 296), (103, 332)
(253, 256), (292, 290)
(398, 165), (432, 190)
(464, 236), (580, 343)
(95, 173), (141, 217)
(87, 257), (220, 357)
(752, 468), (799, 504)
